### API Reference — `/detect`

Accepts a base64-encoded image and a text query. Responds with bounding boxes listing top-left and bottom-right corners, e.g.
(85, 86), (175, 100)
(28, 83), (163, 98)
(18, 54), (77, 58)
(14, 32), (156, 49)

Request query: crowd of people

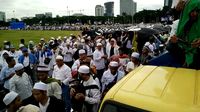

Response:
(1, 0), (200, 111)
(0, 29), (168, 112)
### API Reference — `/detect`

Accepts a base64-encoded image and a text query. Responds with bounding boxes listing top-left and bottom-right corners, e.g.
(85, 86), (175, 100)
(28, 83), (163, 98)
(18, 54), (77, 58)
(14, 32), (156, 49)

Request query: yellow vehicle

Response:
(99, 65), (200, 112)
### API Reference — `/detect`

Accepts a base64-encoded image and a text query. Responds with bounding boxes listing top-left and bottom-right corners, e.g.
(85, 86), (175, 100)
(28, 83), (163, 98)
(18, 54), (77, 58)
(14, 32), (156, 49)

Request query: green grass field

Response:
(0, 30), (81, 48)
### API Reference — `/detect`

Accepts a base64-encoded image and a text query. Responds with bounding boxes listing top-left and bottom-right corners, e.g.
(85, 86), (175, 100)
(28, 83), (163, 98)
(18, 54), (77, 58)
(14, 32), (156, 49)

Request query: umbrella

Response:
(137, 28), (160, 53)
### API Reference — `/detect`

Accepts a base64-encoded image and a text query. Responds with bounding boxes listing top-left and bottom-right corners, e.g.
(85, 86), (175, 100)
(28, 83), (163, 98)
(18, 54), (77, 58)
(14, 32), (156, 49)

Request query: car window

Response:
(101, 101), (149, 112)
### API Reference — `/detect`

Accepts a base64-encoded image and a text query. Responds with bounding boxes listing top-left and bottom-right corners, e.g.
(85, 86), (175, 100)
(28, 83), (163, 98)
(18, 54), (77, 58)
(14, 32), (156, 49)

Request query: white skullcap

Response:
(87, 36), (91, 40)
(29, 40), (34, 44)
(74, 42), (78, 45)
(111, 38), (115, 41)
(81, 39), (85, 43)
(3, 91), (19, 105)
(109, 61), (119, 67)
(56, 55), (63, 60)
(19, 44), (24, 48)
(66, 42), (70, 45)
(70, 34), (73, 36)
(159, 44), (164, 47)
(78, 65), (90, 74)
(63, 36), (67, 39)
(57, 36), (61, 40)
(131, 52), (140, 59)
(96, 43), (102, 46)
(49, 40), (54, 43)
(18, 104), (40, 112)
(33, 81), (47, 91)
(40, 38), (44, 41)
(79, 49), (86, 54)
(37, 66), (50, 72)
(14, 63), (24, 71)
(96, 39), (102, 43)
(51, 37), (55, 40)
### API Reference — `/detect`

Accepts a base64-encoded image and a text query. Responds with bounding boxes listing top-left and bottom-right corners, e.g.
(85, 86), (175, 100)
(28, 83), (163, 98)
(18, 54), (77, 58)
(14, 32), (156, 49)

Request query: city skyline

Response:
(0, 0), (164, 19)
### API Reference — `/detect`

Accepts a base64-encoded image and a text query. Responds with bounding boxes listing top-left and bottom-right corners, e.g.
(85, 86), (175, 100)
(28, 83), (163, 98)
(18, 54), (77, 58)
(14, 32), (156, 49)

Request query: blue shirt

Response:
(0, 66), (15, 89)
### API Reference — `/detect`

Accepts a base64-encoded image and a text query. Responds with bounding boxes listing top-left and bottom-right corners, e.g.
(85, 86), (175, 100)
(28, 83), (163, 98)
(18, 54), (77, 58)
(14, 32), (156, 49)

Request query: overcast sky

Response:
(0, 0), (164, 19)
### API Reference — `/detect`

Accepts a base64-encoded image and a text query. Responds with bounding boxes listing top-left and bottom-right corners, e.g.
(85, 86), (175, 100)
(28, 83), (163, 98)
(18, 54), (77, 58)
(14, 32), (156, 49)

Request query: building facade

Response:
(45, 12), (53, 18)
(35, 14), (45, 18)
(104, 2), (114, 16)
(120, 0), (137, 16)
(0, 11), (6, 21)
(95, 5), (104, 16)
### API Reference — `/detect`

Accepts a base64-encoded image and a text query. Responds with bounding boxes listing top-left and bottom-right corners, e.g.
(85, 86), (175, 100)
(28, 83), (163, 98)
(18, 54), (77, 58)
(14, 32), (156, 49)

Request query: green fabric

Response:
(45, 78), (61, 85)
(176, 0), (200, 65)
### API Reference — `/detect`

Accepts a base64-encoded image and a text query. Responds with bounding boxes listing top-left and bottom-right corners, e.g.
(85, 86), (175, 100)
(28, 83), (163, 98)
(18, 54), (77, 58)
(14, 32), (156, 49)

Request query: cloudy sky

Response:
(0, 0), (164, 19)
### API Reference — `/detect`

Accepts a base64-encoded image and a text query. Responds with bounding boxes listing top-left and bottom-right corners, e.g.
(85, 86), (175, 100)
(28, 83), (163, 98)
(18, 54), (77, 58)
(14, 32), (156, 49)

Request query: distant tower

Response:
(0, 11), (6, 21)
(120, 0), (137, 16)
(95, 5), (104, 16)
(104, 2), (114, 16)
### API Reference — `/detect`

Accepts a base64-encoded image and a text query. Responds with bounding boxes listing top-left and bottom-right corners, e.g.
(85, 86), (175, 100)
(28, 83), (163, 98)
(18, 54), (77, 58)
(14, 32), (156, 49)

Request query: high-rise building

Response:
(104, 2), (114, 16)
(45, 12), (52, 18)
(35, 14), (45, 18)
(164, 0), (173, 7)
(120, 0), (137, 16)
(0, 11), (6, 21)
(95, 5), (104, 16)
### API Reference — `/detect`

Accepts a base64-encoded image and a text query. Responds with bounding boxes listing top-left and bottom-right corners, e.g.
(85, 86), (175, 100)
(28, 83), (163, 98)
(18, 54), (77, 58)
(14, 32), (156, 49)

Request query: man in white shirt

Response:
(32, 82), (65, 112)
(62, 42), (74, 68)
(3, 91), (23, 112)
(71, 65), (101, 112)
(52, 55), (72, 112)
(9, 63), (33, 102)
(101, 61), (125, 98)
(9, 45), (20, 63)
(72, 49), (96, 72)
(126, 52), (141, 73)
(93, 43), (107, 81)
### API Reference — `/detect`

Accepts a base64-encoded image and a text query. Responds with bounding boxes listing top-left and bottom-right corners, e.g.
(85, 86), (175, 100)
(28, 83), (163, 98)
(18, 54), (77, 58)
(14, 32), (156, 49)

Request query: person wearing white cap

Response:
(52, 55), (72, 112)
(17, 104), (40, 112)
(37, 66), (62, 99)
(32, 82), (65, 112)
(9, 45), (20, 63)
(52, 55), (72, 85)
(126, 52), (141, 73)
(140, 46), (153, 65)
(3, 91), (22, 112)
(72, 49), (96, 72)
(106, 38), (119, 58)
(0, 56), (16, 90)
(9, 63), (33, 102)
(101, 61), (125, 97)
(93, 43), (107, 81)
(62, 42), (74, 68)
(71, 65), (101, 112)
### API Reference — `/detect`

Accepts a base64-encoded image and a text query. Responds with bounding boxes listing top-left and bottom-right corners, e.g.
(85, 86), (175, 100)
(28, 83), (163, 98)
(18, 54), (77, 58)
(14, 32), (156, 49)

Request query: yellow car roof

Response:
(103, 65), (200, 112)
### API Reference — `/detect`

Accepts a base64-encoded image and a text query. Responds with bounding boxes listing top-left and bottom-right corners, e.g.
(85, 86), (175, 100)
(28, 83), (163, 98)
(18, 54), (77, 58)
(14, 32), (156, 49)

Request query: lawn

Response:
(0, 30), (81, 48)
